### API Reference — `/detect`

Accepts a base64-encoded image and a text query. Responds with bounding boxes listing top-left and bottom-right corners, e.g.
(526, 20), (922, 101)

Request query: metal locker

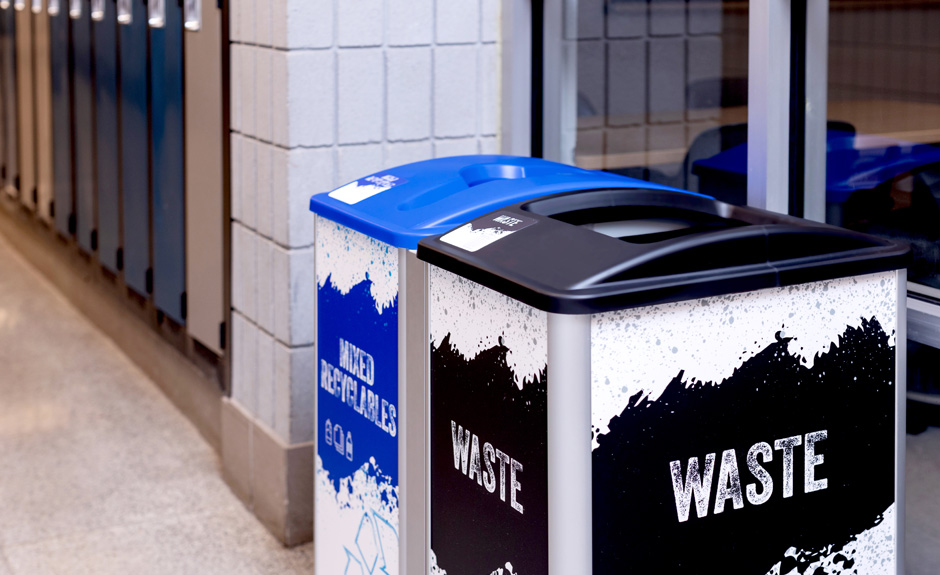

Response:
(0, 5), (7, 193)
(118, 0), (148, 297)
(93, 0), (119, 271)
(71, 0), (95, 253)
(14, 1), (34, 209)
(184, 0), (223, 353)
(149, 0), (185, 323)
(50, 0), (72, 236)
(33, 0), (54, 222)
(1, 4), (18, 197)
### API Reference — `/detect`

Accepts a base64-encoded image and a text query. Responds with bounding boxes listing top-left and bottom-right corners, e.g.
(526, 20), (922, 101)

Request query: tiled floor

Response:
(0, 228), (939, 574)
(0, 233), (313, 573)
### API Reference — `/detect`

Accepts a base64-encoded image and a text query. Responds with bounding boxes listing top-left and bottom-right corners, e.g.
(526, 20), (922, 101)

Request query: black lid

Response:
(416, 189), (911, 314)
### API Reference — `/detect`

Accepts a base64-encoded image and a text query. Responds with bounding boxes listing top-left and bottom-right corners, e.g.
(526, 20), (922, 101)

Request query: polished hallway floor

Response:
(0, 235), (313, 573)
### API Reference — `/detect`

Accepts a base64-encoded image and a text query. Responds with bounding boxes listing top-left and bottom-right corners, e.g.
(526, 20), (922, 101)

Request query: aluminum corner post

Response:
(747, 0), (791, 214)
(802, 0), (829, 223)
(547, 312), (591, 574)
(399, 249), (428, 575)
(895, 269), (907, 575)
(500, 0), (532, 157)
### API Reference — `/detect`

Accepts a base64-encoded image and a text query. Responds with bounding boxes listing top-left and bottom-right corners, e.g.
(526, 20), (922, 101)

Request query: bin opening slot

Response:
(599, 228), (882, 284)
(552, 206), (748, 244)
(601, 236), (769, 283)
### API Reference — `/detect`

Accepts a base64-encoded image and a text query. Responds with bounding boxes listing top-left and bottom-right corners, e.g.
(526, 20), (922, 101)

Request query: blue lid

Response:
(309, 155), (699, 249)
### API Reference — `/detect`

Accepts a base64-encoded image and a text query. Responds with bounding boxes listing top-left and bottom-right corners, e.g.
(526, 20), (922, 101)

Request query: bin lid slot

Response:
(561, 205), (748, 244)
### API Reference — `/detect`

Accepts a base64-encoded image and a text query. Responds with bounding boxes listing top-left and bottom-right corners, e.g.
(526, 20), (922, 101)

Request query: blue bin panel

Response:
(150, 1), (185, 323)
(94, 2), (119, 272)
(50, 6), (72, 236)
(1, 8), (18, 193)
(120, 0), (149, 297)
(72, 6), (95, 253)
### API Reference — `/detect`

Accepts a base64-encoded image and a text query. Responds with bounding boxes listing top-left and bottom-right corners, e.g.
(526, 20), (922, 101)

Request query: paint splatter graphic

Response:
(316, 215), (399, 313)
(430, 266), (547, 389)
(429, 266), (548, 575)
(764, 504), (895, 575)
(592, 318), (896, 574)
(590, 271), (897, 449)
(430, 550), (520, 575)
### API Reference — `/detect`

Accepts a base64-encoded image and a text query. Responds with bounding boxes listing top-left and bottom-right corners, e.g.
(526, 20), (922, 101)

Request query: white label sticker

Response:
(90, 0), (104, 20)
(30, 0), (40, 13)
(440, 213), (538, 252)
(13, 0), (25, 11)
(0, 1), (10, 11)
(48, 0), (60, 16)
(148, 0), (164, 28)
(116, 0), (131, 24)
(327, 174), (406, 205)
(68, 0), (80, 18)
(183, 0), (200, 30)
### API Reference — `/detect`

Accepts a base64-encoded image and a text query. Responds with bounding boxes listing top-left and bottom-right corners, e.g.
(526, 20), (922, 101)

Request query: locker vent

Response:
(146, 268), (154, 294)
(31, 187), (37, 205)
(180, 292), (188, 321)
(14, 176), (20, 192)
(219, 322), (227, 350)
(68, 214), (77, 235)
(49, 200), (55, 218)
(116, 249), (124, 271)
(91, 230), (99, 251)
(1, 165), (5, 180)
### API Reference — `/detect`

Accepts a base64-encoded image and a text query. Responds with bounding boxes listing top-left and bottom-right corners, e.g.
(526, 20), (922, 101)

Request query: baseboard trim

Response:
(0, 200), (223, 452)
(222, 398), (314, 547)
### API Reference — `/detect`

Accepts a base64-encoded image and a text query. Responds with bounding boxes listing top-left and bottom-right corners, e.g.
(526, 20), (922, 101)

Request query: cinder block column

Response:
(224, 0), (502, 546)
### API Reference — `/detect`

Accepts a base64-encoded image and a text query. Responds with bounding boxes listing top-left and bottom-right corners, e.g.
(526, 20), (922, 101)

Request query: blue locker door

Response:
(119, 0), (149, 297)
(0, 6), (7, 189)
(150, 1), (185, 323)
(94, 0), (119, 272)
(50, 4), (72, 236)
(72, 1), (95, 253)
(1, 7), (18, 195)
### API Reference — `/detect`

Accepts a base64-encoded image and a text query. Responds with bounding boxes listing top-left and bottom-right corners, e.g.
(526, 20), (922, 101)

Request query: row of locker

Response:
(0, 0), (226, 355)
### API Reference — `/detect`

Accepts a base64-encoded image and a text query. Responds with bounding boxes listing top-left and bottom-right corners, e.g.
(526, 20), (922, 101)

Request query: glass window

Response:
(825, 0), (940, 291)
(567, 0), (750, 204)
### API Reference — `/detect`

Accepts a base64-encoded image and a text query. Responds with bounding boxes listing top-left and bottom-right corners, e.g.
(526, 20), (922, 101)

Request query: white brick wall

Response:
(230, 0), (501, 446)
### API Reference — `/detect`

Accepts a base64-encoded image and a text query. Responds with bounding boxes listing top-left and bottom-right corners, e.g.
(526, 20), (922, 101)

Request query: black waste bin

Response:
(417, 189), (910, 575)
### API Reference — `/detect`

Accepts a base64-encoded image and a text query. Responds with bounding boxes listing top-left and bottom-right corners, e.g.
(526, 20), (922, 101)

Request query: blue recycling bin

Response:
(308, 155), (696, 575)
